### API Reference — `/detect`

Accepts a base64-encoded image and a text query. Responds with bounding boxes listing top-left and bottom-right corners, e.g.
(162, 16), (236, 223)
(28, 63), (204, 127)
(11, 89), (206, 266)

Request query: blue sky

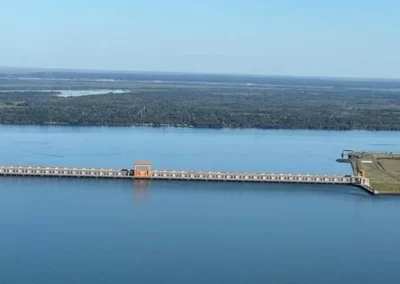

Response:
(1, 0), (399, 78)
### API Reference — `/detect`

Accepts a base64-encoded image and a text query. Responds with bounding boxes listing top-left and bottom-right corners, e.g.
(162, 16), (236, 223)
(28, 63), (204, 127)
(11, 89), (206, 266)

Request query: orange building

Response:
(134, 162), (152, 178)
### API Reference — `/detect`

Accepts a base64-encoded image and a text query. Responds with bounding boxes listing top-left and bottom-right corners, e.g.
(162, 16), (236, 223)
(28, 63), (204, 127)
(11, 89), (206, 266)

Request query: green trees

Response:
(1, 87), (400, 130)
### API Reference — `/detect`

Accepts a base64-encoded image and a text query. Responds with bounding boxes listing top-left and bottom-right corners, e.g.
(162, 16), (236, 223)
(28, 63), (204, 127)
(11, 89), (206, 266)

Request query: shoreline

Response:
(374, 191), (400, 196)
(1, 122), (400, 132)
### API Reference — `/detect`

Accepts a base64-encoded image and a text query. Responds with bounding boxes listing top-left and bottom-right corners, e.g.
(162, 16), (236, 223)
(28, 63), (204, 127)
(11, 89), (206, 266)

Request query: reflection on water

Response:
(132, 179), (151, 206)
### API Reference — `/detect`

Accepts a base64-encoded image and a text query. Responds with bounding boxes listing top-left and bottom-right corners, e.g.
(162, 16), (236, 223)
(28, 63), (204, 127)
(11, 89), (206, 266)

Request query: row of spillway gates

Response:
(0, 161), (371, 187)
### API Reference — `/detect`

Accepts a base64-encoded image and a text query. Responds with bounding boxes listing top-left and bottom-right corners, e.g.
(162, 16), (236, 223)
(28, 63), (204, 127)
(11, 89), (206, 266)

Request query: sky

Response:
(1, 0), (399, 78)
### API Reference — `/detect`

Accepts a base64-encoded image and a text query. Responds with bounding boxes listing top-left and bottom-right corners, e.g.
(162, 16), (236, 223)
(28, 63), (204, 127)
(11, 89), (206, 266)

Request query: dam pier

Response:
(0, 161), (374, 194)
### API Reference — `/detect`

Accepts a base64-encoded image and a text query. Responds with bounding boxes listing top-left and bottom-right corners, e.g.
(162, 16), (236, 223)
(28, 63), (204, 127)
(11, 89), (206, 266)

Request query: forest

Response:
(1, 74), (400, 130)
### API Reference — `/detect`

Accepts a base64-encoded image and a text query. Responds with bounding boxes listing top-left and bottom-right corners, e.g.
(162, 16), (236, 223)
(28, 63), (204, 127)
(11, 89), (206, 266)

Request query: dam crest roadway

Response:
(0, 161), (374, 194)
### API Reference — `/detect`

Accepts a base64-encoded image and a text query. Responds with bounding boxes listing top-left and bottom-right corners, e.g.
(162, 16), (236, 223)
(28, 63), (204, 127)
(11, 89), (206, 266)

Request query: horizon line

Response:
(1, 65), (399, 82)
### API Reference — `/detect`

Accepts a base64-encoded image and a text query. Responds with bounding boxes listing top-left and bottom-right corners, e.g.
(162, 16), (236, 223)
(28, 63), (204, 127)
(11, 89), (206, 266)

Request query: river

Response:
(1, 125), (400, 284)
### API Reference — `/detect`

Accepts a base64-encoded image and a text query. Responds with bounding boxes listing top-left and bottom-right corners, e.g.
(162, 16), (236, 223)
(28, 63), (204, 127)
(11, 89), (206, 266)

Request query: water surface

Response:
(1, 126), (400, 284)
(0, 89), (129, 97)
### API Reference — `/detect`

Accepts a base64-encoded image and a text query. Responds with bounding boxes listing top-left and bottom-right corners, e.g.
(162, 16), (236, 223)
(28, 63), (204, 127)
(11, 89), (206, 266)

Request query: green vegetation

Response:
(350, 153), (400, 193)
(1, 73), (400, 130)
(370, 183), (400, 193)
(0, 101), (23, 109)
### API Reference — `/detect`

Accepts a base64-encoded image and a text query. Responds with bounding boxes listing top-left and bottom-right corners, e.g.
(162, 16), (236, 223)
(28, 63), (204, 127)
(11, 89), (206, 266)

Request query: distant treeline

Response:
(3, 71), (400, 89)
(1, 86), (400, 130)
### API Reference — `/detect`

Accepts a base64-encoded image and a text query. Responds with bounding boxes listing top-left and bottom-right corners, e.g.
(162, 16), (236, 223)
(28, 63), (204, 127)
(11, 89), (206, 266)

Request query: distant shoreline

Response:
(0, 122), (398, 132)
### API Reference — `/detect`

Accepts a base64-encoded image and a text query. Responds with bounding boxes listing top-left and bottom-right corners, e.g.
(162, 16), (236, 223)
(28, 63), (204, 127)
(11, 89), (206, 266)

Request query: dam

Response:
(0, 161), (374, 194)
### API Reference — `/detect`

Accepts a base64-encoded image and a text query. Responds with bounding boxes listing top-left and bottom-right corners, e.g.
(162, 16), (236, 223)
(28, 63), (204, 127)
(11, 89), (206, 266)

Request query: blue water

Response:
(1, 126), (400, 284)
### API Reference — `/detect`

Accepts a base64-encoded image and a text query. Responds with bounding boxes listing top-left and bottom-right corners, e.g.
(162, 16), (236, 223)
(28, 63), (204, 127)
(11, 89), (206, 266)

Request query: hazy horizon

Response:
(1, 0), (399, 79)
(2, 65), (400, 82)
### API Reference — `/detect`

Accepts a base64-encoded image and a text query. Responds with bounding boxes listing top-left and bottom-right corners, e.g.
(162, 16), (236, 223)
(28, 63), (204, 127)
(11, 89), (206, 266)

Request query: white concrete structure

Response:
(0, 165), (364, 186)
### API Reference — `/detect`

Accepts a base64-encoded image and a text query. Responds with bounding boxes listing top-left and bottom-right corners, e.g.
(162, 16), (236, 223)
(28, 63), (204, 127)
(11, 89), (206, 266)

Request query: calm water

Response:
(0, 89), (129, 97)
(1, 126), (400, 284)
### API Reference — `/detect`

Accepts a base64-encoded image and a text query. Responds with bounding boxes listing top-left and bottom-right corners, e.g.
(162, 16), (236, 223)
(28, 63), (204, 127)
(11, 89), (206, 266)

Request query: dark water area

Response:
(1, 126), (400, 283)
